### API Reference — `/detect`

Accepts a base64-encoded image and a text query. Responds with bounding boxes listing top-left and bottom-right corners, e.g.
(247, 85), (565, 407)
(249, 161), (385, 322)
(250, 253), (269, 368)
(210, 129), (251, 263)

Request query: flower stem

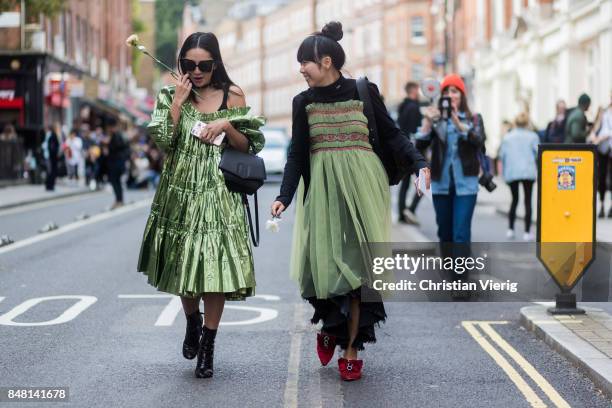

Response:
(141, 49), (202, 99)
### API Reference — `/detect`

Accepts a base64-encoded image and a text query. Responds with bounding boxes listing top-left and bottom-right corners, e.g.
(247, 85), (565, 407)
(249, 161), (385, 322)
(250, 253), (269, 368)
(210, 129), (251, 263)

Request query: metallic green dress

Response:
(137, 86), (265, 300)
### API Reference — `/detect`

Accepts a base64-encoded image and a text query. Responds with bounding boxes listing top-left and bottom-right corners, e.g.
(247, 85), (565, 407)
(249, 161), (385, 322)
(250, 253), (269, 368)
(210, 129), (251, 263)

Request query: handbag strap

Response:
(242, 192), (259, 247)
(356, 77), (380, 151)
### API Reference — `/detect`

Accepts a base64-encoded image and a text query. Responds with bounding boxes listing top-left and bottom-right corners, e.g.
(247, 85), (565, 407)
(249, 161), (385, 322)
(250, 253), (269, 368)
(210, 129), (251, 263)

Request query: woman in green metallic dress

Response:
(137, 32), (265, 379)
(271, 22), (429, 381)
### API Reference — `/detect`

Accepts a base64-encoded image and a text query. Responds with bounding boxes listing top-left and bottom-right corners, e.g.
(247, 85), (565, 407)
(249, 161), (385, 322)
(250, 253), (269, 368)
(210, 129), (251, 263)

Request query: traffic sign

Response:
(537, 144), (597, 313)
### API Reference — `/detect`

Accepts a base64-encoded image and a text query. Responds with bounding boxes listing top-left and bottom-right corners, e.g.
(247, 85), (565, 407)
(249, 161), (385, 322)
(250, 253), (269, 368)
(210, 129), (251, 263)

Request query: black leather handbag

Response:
(218, 146), (267, 246)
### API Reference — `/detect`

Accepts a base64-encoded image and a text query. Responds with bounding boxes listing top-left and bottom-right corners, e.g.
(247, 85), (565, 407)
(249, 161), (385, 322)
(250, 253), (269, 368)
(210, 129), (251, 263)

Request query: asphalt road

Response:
(0, 182), (610, 407)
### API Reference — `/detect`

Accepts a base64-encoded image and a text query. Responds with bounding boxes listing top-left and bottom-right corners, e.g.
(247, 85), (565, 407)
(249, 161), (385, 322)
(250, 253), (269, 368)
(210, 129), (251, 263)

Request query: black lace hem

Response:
(305, 287), (386, 351)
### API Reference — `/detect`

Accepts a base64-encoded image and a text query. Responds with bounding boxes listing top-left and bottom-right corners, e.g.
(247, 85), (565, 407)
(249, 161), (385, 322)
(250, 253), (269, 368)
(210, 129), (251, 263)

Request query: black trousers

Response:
(597, 151), (611, 203)
(107, 160), (125, 203)
(508, 179), (534, 233)
(398, 174), (422, 219)
(45, 159), (58, 191)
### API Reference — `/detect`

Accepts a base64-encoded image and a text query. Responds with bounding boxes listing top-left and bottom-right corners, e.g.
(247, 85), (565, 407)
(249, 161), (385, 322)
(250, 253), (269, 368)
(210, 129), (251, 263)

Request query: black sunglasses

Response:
(180, 59), (215, 73)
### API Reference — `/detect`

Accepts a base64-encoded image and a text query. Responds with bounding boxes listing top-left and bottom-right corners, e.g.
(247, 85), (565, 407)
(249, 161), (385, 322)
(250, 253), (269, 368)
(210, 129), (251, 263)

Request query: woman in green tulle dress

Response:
(137, 32), (265, 379)
(271, 22), (429, 381)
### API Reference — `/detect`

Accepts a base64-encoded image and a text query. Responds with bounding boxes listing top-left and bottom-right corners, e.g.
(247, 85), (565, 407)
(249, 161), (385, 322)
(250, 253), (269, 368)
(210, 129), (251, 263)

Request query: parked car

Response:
(259, 127), (289, 174)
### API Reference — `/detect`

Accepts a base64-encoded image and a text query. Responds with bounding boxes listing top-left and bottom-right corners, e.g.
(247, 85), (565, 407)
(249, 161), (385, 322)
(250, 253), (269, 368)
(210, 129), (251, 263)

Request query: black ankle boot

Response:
(195, 327), (217, 378)
(182, 310), (203, 360)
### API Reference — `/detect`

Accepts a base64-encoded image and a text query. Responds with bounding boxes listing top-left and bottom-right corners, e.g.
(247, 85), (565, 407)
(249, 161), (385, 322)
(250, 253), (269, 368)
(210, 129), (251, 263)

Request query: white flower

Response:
(266, 217), (281, 233)
(125, 34), (140, 47)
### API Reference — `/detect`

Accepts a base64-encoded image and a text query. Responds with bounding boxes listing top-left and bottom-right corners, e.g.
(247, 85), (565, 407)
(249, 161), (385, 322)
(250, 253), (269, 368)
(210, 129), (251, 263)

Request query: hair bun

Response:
(321, 21), (343, 42)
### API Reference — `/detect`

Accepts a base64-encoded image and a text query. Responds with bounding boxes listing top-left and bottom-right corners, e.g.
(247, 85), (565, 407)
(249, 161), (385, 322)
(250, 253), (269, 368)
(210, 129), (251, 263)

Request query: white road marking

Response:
(0, 191), (104, 217)
(155, 296), (183, 326)
(253, 294), (281, 301)
(0, 296), (97, 326)
(284, 302), (307, 408)
(0, 199), (152, 255)
(220, 305), (278, 326)
(118, 294), (279, 326)
(117, 294), (172, 299)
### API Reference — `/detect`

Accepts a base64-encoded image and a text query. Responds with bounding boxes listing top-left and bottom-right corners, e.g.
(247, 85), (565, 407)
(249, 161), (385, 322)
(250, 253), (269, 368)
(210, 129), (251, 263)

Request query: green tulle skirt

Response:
(290, 148), (391, 299)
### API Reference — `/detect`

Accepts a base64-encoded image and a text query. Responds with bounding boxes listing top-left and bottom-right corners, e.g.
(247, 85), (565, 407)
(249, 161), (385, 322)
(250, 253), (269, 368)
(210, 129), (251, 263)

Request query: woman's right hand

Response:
(173, 74), (192, 107)
(271, 201), (286, 217)
(423, 106), (440, 122)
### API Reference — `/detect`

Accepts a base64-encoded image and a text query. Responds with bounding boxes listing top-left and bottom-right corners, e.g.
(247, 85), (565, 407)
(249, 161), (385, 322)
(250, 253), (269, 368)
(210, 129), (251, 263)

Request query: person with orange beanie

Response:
(415, 74), (485, 292)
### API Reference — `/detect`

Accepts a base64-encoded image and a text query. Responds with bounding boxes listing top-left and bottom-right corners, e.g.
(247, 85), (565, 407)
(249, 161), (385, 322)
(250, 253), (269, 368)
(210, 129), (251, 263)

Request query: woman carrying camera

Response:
(137, 32), (265, 379)
(416, 74), (484, 244)
(499, 112), (539, 241)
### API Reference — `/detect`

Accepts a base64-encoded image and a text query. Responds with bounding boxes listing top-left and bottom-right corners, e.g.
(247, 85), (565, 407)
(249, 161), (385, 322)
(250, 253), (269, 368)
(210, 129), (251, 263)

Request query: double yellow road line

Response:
(462, 321), (570, 408)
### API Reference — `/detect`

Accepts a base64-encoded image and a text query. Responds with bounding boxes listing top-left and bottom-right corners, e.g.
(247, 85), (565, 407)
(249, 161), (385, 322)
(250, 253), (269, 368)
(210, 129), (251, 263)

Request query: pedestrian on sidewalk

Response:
(65, 129), (83, 183)
(42, 124), (60, 191)
(270, 22), (429, 382)
(544, 100), (567, 144)
(0, 123), (17, 141)
(564, 93), (592, 143)
(92, 125), (106, 188)
(588, 90), (612, 218)
(137, 32), (265, 379)
(102, 118), (129, 209)
(397, 81), (425, 225)
(499, 112), (539, 241)
(415, 74), (484, 246)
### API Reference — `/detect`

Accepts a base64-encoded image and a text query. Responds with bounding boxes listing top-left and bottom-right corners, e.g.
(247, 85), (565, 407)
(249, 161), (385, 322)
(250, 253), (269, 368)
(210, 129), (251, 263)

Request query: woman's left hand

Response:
(414, 167), (432, 196)
(199, 119), (229, 144)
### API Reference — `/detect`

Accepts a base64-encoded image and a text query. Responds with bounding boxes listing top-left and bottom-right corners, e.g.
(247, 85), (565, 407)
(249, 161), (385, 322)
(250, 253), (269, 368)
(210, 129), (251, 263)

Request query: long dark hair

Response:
(177, 32), (237, 95)
(442, 86), (472, 119)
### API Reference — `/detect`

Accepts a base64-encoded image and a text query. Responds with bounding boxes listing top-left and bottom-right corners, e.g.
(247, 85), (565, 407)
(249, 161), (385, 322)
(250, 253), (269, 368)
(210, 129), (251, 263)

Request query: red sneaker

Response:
(316, 332), (336, 366)
(338, 358), (363, 381)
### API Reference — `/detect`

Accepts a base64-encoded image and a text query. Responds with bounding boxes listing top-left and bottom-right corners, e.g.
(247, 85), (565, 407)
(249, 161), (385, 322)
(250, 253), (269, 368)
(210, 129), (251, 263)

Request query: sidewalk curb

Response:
(0, 189), (100, 211)
(520, 305), (612, 399)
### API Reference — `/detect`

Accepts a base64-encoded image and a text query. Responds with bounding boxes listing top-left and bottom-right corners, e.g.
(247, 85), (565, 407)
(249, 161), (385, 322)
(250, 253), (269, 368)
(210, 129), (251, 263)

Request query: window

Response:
(411, 16), (425, 45)
(65, 11), (72, 59)
(411, 63), (424, 81)
(387, 68), (398, 99)
(387, 23), (397, 49)
(492, 0), (504, 34)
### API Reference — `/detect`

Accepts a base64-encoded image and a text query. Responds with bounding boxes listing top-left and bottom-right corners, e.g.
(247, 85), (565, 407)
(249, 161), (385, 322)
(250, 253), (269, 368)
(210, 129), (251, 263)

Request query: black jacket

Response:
(276, 76), (428, 208)
(107, 132), (129, 162)
(415, 114), (485, 181)
(397, 98), (422, 136)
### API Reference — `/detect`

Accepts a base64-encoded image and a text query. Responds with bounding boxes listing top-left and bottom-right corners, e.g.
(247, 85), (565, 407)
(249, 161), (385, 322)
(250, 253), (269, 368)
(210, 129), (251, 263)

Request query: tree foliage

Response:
(131, 0), (145, 75)
(0, 0), (66, 19)
(155, 0), (198, 69)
